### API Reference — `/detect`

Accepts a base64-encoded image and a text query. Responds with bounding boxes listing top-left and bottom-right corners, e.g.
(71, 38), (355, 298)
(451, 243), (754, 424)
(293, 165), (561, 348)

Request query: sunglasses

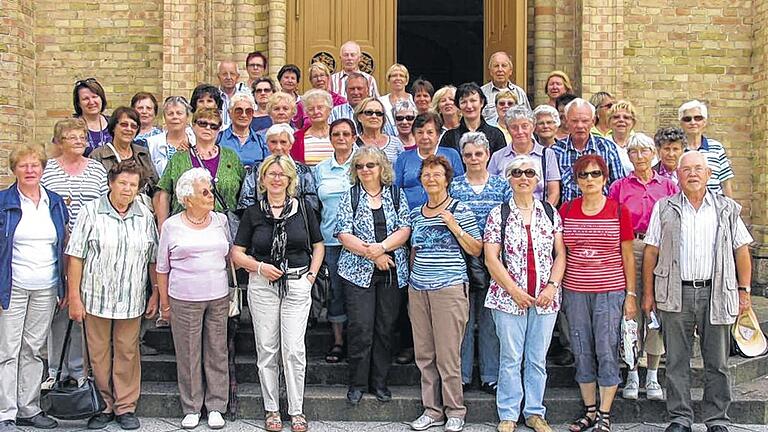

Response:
(74, 77), (98, 87)
(355, 162), (379, 170)
(509, 168), (537, 178)
(254, 88), (272, 94)
(395, 115), (415, 122)
(577, 170), (604, 179)
(234, 107), (254, 116)
(681, 115), (705, 123)
(331, 131), (354, 138)
(362, 110), (385, 118)
(195, 120), (221, 130)
(462, 150), (486, 159)
(118, 121), (138, 130)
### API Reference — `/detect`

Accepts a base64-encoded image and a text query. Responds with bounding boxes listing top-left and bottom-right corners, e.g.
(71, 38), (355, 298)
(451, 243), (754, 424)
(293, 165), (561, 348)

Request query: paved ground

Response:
(17, 419), (768, 431)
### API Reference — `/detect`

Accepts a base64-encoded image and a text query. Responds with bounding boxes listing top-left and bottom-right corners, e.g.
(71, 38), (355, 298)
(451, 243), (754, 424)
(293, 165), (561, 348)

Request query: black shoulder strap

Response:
(390, 184), (400, 213)
(351, 183), (361, 216)
(540, 199), (555, 225)
(299, 197), (313, 255)
(541, 147), (548, 201)
(500, 201), (511, 269)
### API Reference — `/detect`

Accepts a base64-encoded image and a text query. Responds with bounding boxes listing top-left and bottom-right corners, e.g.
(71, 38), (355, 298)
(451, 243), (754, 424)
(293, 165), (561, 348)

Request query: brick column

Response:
(752, 0), (768, 289)
(162, 0), (204, 99)
(267, 0), (287, 79)
(533, 0), (557, 105)
(579, 0), (624, 98)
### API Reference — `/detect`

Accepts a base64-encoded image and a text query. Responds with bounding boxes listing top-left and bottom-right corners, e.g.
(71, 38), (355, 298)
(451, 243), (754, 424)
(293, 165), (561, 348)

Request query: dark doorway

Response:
(397, 0), (484, 90)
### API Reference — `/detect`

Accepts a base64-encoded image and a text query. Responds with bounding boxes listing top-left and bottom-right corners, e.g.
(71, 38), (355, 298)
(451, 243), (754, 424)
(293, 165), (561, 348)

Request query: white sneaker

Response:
(40, 377), (56, 391)
(207, 411), (225, 430)
(410, 414), (445, 431)
(646, 380), (664, 400)
(445, 417), (465, 432)
(622, 379), (639, 400)
(181, 413), (199, 429)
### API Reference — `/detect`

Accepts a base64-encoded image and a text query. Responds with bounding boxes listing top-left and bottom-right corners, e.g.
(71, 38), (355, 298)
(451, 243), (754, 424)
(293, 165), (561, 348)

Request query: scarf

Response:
(260, 195), (293, 298)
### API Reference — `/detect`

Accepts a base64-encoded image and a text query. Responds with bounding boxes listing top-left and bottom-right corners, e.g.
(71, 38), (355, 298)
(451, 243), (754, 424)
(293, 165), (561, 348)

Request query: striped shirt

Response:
(303, 135), (334, 167)
(65, 196), (158, 320)
(644, 192), (753, 280)
(480, 81), (531, 125)
(330, 70), (380, 99)
(560, 198), (634, 293)
(688, 136), (734, 195)
(552, 134), (628, 202)
(449, 174), (511, 233)
(409, 200), (481, 291)
(41, 159), (108, 232)
(355, 136), (404, 165)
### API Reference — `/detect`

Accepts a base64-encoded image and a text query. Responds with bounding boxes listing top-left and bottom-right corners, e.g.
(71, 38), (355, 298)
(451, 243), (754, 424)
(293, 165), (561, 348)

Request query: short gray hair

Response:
(302, 89), (333, 109)
(626, 132), (656, 152)
(504, 105), (535, 126)
(678, 100), (708, 120)
(564, 98), (596, 118)
(392, 99), (417, 117)
(533, 104), (560, 128)
(265, 123), (295, 144)
(229, 92), (256, 111)
(504, 154), (541, 180)
(459, 131), (490, 152)
(176, 168), (212, 208)
(163, 96), (192, 117)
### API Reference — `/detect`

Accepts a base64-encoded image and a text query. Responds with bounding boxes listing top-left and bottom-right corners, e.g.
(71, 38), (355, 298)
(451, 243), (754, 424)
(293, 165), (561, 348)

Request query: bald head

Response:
(677, 150), (711, 195)
(217, 61), (240, 92)
(340, 41), (362, 73)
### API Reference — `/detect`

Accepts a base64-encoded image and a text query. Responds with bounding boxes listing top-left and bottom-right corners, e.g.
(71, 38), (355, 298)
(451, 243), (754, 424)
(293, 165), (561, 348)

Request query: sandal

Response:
(568, 404), (597, 432)
(595, 410), (611, 432)
(291, 414), (308, 432)
(265, 411), (282, 432)
(325, 344), (344, 363)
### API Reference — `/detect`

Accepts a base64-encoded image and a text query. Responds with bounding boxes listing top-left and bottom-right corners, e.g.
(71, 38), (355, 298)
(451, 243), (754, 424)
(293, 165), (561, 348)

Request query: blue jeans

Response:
(460, 288), (499, 384)
(493, 308), (557, 422)
(325, 245), (347, 323)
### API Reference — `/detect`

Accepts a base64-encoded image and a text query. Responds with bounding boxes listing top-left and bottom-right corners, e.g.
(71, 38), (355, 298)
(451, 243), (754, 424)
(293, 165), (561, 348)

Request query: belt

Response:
(285, 266), (309, 280)
(682, 279), (712, 288)
(634, 232), (646, 240)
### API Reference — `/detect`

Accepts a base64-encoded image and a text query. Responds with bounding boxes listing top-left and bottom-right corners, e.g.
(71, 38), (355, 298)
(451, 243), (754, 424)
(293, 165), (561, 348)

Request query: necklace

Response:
(363, 186), (382, 198)
(184, 211), (208, 225)
(426, 194), (450, 210)
(270, 203), (285, 209)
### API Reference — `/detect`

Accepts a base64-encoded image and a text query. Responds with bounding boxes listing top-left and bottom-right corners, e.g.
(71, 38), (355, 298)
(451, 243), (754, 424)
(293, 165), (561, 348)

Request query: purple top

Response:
(191, 152), (220, 178)
(85, 127), (112, 156)
(487, 141), (561, 201)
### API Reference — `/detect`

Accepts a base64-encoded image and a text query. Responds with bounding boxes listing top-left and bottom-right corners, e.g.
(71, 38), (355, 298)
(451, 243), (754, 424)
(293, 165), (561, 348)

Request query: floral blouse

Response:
(334, 185), (411, 289)
(483, 199), (563, 315)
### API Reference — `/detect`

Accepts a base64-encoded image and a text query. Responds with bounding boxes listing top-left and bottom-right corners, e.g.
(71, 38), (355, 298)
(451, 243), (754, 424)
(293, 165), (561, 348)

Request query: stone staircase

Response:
(136, 296), (768, 424)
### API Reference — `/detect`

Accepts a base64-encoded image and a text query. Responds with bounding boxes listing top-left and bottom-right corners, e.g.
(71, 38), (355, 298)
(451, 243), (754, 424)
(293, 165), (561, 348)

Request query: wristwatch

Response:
(738, 286), (751, 293)
(547, 280), (560, 288)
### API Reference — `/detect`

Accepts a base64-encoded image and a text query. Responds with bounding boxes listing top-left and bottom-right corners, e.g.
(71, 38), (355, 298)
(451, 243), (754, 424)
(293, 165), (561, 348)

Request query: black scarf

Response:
(260, 196), (293, 298)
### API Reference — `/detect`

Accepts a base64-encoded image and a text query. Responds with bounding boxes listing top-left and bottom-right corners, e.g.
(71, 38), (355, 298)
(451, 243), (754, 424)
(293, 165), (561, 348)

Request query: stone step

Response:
(135, 377), (768, 424)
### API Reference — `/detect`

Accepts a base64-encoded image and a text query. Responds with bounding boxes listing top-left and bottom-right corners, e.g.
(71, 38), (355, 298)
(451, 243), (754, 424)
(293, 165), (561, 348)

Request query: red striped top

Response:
(559, 198), (634, 293)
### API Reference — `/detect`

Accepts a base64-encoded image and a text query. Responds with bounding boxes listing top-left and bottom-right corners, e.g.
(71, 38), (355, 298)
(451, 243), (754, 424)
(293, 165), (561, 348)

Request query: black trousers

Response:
(344, 270), (401, 390)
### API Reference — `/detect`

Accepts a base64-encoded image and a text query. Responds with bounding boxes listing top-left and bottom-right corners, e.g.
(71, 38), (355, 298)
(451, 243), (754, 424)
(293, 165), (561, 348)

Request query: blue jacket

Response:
(0, 183), (68, 310)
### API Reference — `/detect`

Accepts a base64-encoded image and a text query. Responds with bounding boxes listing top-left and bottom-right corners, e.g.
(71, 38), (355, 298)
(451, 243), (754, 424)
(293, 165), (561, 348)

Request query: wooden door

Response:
(484, 0), (527, 87)
(286, 0), (397, 94)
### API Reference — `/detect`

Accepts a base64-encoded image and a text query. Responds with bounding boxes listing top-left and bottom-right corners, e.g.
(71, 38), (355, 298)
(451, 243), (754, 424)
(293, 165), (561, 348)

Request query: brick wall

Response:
(752, 0), (768, 283)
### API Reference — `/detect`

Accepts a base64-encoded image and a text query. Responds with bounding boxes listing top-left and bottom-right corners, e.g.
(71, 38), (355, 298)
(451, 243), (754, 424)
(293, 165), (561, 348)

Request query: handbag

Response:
(448, 201), (489, 292)
(41, 320), (106, 420)
(227, 258), (241, 318)
(298, 197), (329, 318)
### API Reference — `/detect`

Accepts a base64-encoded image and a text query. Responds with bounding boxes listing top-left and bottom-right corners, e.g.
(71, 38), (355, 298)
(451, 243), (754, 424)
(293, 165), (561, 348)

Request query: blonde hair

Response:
(431, 85), (456, 114)
(348, 146), (395, 186)
(495, 90), (519, 106)
(229, 92), (256, 111)
(608, 100), (637, 129)
(258, 155), (298, 197)
(386, 63), (410, 83)
(308, 62), (332, 78)
(301, 89), (333, 109)
(545, 70), (574, 94)
(53, 118), (88, 144)
(10, 145), (47, 171)
(266, 92), (297, 117)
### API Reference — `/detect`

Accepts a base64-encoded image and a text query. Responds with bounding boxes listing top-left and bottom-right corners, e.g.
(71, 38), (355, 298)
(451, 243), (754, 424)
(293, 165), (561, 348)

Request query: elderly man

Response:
(552, 98), (627, 202)
(328, 73), (395, 136)
(642, 151), (753, 432)
(480, 51), (530, 125)
(217, 60), (242, 129)
(330, 41), (379, 99)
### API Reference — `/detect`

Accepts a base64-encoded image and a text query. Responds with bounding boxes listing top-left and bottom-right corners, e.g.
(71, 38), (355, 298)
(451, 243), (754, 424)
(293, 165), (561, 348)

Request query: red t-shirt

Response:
(559, 197), (633, 293)
(525, 225), (537, 297)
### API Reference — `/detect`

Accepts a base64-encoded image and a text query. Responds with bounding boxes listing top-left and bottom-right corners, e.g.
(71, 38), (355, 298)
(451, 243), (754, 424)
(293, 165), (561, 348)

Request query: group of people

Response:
(0, 39), (753, 432)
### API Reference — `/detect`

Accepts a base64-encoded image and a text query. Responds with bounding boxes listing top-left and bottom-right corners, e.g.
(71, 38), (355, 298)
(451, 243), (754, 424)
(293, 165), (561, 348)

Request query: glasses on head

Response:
(74, 77), (97, 87)
(462, 150), (486, 159)
(577, 170), (604, 179)
(362, 110), (385, 118)
(599, 102), (614, 110)
(331, 131), (354, 138)
(264, 172), (287, 180)
(354, 162), (379, 170)
(395, 115), (415, 122)
(509, 168), (537, 178)
(681, 115), (705, 123)
(254, 88), (272, 94)
(234, 107), (254, 116)
(118, 121), (139, 130)
(195, 120), (221, 130)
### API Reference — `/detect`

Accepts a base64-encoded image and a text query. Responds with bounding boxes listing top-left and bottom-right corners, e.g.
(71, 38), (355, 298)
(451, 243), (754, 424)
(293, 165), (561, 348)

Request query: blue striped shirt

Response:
(687, 136), (734, 195)
(552, 134), (627, 202)
(450, 174), (511, 233)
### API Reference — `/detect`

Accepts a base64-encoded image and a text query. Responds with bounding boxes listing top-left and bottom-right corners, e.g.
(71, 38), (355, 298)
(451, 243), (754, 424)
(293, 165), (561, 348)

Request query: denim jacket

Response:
(334, 184), (410, 288)
(0, 183), (68, 309)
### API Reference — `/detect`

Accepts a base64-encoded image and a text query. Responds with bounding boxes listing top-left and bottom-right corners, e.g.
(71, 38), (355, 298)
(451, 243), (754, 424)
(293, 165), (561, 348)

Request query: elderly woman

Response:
(393, 100), (418, 151)
(73, 78), (111, 155)
(408, 155), (482, 432)
(314, 119), (357, 363)
(217, 92), (269, 170)
(41, 119), (108, 391)
(395, 112), (464, 210)
(0, 146), (68, 430)
(292, 89), (334, 166)
(545, 71), (574, 108)
(265, 92), (297, 132)
(493, 90), (519, 139)
(155, 108), (245, 228)
(678, 99), (734, 197)
(278, 64), (302, 100)
(147, 96), (196, 177)
(355, 97), (404, 164)
(589, 91), (615, 139)
(131, 92), (163, 147)
(608, 134), (678, 402)
(560, 154), (636, 432)
(652, 126), (686, 184)
(90, 106), (159, 197)
(439, 82), (506, 156)
(411, 79), (434, 115)
(294, 63), (347, 130)
(533, 105), (561, 148)
(156, 168), (230, 430)
(379, 63), (414, 127)
(450, 132), (511, 395)
(232, 155), (324, 432)
(431, 85), (460, 133)
(484, 155), (566, 432)
(251, 77), (276, 133)
(334, 147), (411, 405)
(488, 106), (561, 206)
(67, 161), (158, 431)
(245, 51), (268, 88)
(190, 84), (224, 116)
(608, 100), (638, 173)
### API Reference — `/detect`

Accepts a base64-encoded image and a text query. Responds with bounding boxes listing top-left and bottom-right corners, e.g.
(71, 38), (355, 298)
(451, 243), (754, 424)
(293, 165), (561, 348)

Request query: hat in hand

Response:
(731, 306), (768, 358)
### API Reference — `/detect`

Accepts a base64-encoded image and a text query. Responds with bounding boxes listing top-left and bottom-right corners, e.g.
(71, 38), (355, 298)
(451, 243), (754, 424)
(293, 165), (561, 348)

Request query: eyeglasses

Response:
(628, 147), (654, 156)
(497, 100), (517, 107)
(462, 150), (486, 159)
(362, 110), (385, 118)
(577, 170), (604, 179)
(234, 107), (254, 116)
(509, 168), (537, 178)
(395, 115), (415, 122)
(331, 131), (354, 138)
(63, 134), (87, 142)
(354, 162), (379, 170)
(264, 172), (287, 179)
(420, 173), (445, 180)
(536, 120), (556, 127)
(247, 63), (265, 69)
(195, 120), (221, 130)
(254, 88), (273, 94)
(681, 115), (705, 123)
(118, 121), (138, 130)
(200, 188), (212, 197)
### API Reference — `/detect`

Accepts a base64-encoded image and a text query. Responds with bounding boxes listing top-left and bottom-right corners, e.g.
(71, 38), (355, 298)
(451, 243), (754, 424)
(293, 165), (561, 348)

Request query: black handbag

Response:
(41, 319), (106, 420)
(448, 201), (489, 292)
(298, 197), (329, 318)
